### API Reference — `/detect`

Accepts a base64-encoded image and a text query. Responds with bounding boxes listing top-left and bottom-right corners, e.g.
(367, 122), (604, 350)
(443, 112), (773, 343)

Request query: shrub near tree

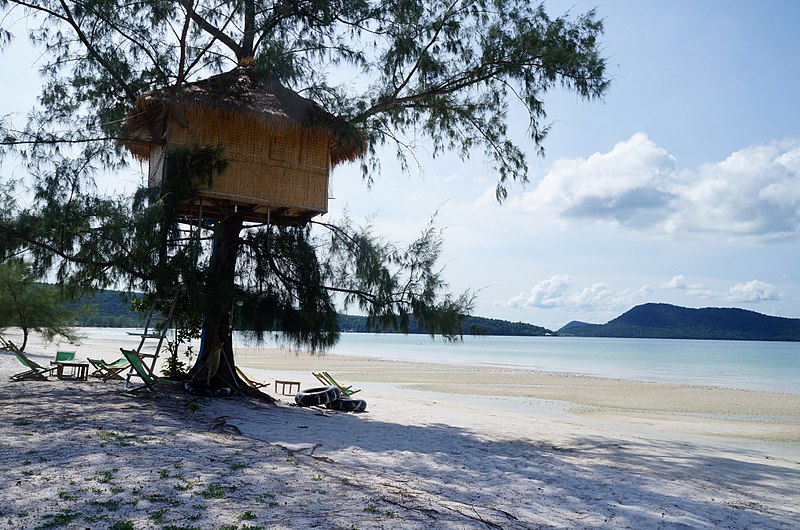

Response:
(0, 1), (609, 396)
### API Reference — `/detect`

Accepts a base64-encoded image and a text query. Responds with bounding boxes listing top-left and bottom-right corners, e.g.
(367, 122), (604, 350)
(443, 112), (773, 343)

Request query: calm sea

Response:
(80, 328), (800, 395)
(323, 333), (800, 395)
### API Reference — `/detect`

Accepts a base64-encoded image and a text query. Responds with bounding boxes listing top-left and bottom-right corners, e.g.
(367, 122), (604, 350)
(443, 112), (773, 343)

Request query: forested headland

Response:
(68, 290), (555, 337)
(64, 293), (800, 341)
(559, 303), (800, 341)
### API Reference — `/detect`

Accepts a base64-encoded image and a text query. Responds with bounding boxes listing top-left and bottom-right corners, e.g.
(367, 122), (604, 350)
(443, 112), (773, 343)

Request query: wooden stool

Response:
(274, 380), (300, 396)
(56, 362), (89, 381)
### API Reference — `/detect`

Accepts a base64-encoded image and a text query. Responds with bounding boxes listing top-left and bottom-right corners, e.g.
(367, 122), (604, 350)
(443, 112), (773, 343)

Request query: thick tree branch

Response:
(177, 0), (242, 58)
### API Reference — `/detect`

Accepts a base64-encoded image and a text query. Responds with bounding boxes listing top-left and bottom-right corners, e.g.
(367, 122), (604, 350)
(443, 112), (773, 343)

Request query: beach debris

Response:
(211, 416), (242, 435)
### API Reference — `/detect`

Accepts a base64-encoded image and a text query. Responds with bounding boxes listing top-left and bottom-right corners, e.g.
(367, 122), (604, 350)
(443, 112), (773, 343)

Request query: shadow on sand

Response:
(1, 375), (798, 529)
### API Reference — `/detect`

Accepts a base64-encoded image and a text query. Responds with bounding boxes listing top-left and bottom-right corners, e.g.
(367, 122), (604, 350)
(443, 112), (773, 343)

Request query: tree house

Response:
(120, 68), (361, 224)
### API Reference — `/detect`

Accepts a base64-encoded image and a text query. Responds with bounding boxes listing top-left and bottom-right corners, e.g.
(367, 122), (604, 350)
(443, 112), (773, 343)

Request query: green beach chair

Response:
(53, 350), (76, 363)
(50, 350), (77, 371)
(3, 340), (55, 381)
(88, 357), (131, 381)
(119, 348), (159, 392)
(315, 371), (361, 396)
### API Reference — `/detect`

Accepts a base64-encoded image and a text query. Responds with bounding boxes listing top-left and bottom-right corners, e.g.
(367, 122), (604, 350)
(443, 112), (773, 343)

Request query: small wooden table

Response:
(274, 380), (301, 396)
(56, 362), (89, 381)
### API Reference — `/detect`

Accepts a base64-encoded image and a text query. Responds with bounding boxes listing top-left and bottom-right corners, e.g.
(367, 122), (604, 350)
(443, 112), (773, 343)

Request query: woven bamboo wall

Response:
(151, 107), (331, 218)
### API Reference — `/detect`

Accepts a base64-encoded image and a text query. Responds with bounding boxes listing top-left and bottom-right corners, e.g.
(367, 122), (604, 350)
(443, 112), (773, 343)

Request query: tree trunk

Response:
(18, 311), (28, 352)
(187, 214), (244, 392)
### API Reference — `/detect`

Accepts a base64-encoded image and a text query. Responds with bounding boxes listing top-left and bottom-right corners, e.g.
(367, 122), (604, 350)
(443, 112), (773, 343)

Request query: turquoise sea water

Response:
(324, 333), (800, 395)
(79, 328), (800, 395)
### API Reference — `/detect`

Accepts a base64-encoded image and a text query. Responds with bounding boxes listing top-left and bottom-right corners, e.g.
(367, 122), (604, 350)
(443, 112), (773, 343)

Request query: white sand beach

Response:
(1, 333), (799, 529)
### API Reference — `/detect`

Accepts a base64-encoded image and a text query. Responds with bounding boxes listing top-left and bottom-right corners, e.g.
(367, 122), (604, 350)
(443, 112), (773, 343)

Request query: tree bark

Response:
(188, 213), (243, 390)
(182, 211), (274, 401)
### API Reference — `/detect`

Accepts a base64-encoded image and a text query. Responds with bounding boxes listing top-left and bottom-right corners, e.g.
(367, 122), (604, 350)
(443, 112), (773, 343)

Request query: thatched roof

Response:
(120, 67), (363, 165)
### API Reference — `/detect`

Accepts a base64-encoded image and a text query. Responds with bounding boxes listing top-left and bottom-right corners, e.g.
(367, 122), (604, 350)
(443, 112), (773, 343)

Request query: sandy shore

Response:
(235, 348), (800, 447)
(1, 333), (799, 529)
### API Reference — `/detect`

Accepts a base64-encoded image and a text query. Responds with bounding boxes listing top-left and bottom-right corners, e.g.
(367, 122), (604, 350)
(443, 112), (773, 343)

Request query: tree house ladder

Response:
(124, 287), (182, 388)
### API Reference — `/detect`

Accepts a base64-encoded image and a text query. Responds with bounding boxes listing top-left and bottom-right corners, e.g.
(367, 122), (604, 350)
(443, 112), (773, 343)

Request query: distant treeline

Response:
(68, 289), (554, 337)
(66, 290), (145, 328)
(559, 303), (800, 342)
(337, 314), (554, 337)
(66, 293), (800, 341)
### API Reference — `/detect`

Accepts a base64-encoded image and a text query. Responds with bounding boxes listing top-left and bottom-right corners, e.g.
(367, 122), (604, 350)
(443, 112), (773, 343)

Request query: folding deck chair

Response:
(236, 366), (271, 391)
(52, 350), (76, 363)
(88, 357), (131, 381)
(312, 371), (361, 396)
(49, 350), (76, 372)
(119, 348), (159, 392)
(3, 340), (55, 381)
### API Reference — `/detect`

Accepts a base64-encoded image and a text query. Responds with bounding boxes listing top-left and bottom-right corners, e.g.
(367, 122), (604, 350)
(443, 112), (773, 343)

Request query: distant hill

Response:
(334, 314), (554, 337)
(67, 289), (145, 327)
(69, 289), (554, 337)
(462, 316), (554, 337)
(558, 303), (800, 341)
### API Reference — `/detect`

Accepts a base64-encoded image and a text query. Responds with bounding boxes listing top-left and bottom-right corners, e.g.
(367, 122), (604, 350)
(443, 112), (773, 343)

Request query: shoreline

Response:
(2, 333), (799, 528)
(51, 327), (800, 393)
(235, 347), (800, 448)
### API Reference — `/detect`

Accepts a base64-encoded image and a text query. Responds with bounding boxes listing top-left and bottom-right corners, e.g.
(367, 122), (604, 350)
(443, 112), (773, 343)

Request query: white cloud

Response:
(661, 275), (689, 289)
(661, 276), (781, 303)
(667, 141), (800, 240)
(506, 274), (574, 308)
(503, 275), (650, 312)
(472, 185), (500, 209)
(514, 133), (678, 228)
(570, 283), (617, 309)
(513, 134), (800, 241)
(661, 275), (715, 299)
(727, 280), (781, 302)
(686, 286), (717, 300)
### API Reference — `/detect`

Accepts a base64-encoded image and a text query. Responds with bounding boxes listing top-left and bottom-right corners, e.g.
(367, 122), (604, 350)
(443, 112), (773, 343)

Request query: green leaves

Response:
(0, 259), (84, 351)
(314, 213), (474, 340)
(345, 0), (608, 199)
(0, 0), (607, 354)
(237, 225), (341, 351)
(2, 1), (608, 200)
(231, 214), (474, 350)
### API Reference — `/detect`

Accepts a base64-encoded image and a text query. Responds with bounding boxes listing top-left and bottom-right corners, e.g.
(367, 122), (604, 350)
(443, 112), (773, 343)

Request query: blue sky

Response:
(326, 0), (800, 329)
(2, 1), (800, 330)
